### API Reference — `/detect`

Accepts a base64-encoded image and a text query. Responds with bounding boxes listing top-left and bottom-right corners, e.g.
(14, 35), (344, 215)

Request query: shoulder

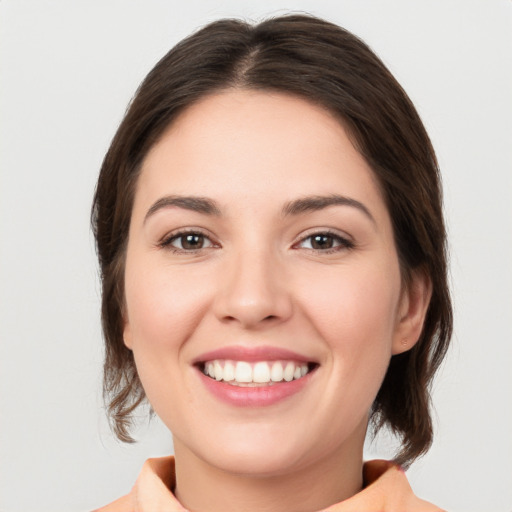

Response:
(91, 456), (181, 512)
(353, 460), (446, 512)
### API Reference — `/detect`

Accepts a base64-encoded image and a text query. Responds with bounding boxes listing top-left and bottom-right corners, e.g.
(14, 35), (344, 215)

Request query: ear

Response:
(122, 312), (133, 350)
(392, 269), (432, 355)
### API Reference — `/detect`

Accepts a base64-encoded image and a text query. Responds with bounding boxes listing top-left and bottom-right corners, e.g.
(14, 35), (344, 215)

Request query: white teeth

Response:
(235, 361), (252, 383)
(283, 362), (295, 382)
(270, 362), (284, 382)
(214, 361), (223, 381)
(223, 361), (235, 381)
(202, 360), (312, 385)
(253, 362), (271, 383)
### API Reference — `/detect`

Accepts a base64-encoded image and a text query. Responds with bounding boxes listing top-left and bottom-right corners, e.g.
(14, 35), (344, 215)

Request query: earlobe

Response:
(123, 318), (133, 350)
(392, 270), (432, 355)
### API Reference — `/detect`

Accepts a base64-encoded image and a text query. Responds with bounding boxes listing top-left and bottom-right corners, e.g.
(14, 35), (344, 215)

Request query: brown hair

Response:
(92, 14), (452, 468)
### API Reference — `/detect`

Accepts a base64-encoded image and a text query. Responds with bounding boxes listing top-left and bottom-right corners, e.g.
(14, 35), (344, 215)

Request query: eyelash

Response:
(158, 229), (354, 254)
(293, 230), (355, 254)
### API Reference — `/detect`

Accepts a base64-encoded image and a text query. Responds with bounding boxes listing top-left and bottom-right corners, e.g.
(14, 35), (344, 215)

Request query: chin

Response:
(205, 442), (310, 477)
(175, 418), (332, 478)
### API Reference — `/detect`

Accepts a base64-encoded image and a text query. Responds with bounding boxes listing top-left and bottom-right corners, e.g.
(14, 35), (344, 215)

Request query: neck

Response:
(172, 433), (365, 512)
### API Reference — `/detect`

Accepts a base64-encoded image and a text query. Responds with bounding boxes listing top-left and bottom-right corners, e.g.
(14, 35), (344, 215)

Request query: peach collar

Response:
(98, 456), (443, 511)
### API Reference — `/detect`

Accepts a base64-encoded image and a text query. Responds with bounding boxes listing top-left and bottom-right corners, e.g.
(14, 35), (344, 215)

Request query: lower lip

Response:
(197, 369), (314, 407)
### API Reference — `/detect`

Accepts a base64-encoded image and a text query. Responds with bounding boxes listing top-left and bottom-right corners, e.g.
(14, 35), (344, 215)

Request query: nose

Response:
(213, 247), (293, 329)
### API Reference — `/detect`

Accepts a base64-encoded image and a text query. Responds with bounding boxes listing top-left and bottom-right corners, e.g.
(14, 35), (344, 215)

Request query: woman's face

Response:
(123, 90), (422, 476)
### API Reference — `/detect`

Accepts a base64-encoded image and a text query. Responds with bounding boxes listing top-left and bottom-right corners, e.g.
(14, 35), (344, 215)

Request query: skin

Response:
(123, 90), (431, 512)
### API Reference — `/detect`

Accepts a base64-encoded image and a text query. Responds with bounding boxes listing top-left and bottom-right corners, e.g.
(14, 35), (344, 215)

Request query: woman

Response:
(92, 14), (452, 511)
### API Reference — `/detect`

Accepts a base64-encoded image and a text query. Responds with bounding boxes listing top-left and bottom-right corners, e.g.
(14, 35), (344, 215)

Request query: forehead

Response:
(135, 90), (388, 221)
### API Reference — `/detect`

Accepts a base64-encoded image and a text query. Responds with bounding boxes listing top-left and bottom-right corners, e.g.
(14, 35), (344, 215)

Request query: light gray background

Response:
(1, 1), (511, 511)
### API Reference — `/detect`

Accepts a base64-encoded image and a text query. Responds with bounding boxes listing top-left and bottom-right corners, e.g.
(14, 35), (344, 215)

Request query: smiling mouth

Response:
(199, 360), (318, 387)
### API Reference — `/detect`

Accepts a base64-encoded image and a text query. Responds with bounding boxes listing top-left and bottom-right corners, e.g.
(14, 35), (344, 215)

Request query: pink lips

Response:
(193, 345), (317, 407)
(193, 345), (313, 364)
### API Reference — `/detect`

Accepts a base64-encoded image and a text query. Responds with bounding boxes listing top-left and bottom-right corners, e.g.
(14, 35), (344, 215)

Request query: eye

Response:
(160, 231), (216, 252)
(296, 232), (354, 252)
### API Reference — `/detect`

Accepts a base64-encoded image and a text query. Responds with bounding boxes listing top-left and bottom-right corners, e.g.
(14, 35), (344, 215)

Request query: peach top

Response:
(94, 456), (444, 512)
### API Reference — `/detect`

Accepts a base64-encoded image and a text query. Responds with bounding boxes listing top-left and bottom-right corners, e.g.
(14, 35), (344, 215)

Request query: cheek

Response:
(124, 260), (208, 351)
(123, 260), (207, 416)
(297, 261), (401, 384)
(300, 261), (400, 336)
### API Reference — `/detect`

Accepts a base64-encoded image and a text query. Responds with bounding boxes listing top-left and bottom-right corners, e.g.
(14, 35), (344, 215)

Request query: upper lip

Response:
(192, 345), (317, 364)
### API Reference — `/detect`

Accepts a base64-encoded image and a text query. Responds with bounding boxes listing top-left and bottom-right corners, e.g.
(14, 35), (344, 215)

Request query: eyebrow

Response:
(282, 194), (375, 223)
(144, 195), (221, 223)
(144, 193), (375, 224)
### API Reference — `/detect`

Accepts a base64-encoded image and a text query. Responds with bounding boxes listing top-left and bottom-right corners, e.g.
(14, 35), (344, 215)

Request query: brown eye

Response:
(165, 232), (214, 251)
(297, 232), (353, 252)
(310, 234), (335, 250)
(181, 234), (205, 250)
